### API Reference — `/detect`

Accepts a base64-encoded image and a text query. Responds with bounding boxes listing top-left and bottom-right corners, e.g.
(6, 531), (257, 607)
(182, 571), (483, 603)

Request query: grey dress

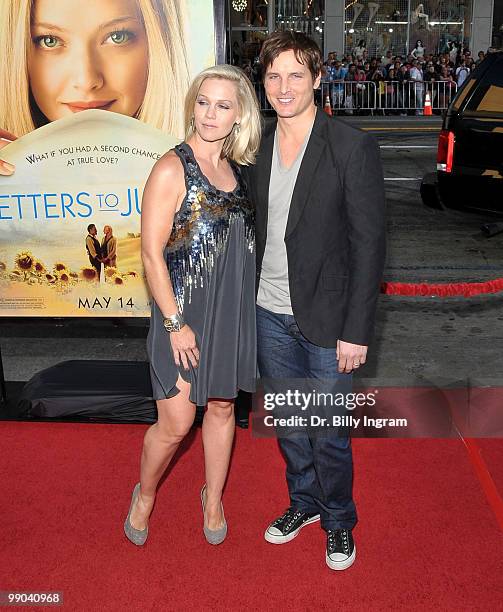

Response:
(146, 142), (256, 405)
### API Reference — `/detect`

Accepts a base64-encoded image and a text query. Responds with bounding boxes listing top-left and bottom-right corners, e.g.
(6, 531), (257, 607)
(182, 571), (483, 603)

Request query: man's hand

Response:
(337, 340), (368, 373)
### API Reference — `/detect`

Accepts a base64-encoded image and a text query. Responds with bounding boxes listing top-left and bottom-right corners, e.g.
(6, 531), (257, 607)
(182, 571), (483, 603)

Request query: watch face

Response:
(164, 319), (180, 332)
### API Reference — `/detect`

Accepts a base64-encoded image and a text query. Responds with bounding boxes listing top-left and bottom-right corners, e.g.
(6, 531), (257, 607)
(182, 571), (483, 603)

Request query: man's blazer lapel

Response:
(255, 120), (276, 245)
(285, 108), (327, 239)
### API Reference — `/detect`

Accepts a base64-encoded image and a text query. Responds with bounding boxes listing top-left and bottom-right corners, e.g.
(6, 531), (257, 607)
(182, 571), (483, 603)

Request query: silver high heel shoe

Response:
(200, 484), (227, 545)
(124, 482), (148, 546)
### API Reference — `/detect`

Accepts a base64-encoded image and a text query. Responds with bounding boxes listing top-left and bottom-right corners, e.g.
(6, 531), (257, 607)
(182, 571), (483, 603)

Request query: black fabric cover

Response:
(17, 360), (157, 422)
(16, 359), (251, 426)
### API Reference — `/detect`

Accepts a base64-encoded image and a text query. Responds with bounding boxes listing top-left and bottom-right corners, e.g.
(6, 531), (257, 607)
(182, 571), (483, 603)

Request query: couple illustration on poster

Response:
(85, 224), (117, 283)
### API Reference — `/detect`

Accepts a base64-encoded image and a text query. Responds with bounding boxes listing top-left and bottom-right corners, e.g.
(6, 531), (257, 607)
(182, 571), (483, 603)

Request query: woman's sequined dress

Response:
(146, 142), (256, 405)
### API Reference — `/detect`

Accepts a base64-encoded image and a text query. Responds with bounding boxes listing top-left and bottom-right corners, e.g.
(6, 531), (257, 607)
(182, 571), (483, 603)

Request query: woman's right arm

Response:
(141, 151), (199, 371)
(0, 128), (16, 176)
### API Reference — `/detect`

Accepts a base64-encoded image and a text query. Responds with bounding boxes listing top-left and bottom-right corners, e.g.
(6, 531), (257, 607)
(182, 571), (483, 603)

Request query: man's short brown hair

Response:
(259, 31), (323, 81)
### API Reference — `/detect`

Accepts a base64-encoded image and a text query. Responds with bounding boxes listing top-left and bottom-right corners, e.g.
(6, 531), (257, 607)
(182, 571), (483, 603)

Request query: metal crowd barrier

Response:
(320, 80), (458, 114)
(254, 80), (457, 114)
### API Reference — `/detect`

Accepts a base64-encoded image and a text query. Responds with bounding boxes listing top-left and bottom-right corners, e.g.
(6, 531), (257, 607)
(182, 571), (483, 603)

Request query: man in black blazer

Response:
(244, 31), (386, 570)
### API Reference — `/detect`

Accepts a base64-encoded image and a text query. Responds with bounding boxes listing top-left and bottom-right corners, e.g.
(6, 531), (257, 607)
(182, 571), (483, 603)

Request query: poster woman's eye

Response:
(33, 35), (61, 49)
(106, 30), (135, 45)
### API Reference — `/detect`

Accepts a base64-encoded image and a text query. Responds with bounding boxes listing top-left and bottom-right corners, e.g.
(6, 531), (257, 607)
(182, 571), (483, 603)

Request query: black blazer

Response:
(243, 107), (386, 348)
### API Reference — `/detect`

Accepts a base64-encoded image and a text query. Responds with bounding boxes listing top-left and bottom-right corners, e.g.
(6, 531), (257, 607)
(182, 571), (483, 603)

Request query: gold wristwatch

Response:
(163, 312), (185, 332)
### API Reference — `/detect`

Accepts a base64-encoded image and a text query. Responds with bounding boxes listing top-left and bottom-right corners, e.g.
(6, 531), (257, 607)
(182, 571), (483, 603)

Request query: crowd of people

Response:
(320, 41), (486, 115)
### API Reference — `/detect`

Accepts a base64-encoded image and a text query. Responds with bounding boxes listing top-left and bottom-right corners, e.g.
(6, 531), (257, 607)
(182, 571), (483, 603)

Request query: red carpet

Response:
(1, 422), (503, 611)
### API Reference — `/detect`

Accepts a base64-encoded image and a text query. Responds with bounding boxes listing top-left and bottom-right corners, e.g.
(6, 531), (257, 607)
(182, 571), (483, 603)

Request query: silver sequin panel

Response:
(164, 145), (255, 312)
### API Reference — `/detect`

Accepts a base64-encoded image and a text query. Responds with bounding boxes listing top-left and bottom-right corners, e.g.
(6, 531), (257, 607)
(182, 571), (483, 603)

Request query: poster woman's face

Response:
(28, 0), (149, 121)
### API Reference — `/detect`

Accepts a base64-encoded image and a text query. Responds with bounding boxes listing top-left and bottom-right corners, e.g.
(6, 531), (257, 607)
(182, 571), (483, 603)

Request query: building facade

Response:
(226, 0), (500, 64)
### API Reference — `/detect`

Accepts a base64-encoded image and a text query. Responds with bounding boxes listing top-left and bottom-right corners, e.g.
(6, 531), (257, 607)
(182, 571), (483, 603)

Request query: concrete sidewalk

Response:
(334, 114), (443, 131)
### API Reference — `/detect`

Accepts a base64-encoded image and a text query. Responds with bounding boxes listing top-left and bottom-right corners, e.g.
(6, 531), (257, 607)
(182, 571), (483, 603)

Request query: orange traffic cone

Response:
(324, 94), (332, 116)
(423, 91), (432, 116)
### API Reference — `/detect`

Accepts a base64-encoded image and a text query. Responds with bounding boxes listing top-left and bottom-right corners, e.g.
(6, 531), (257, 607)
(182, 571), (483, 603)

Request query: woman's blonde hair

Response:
(184, 65), (262, 166)
(0, 0), (190, 138)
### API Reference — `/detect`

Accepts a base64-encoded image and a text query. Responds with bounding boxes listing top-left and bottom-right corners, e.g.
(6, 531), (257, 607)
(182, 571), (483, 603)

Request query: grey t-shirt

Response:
(257, 123), (313, 314)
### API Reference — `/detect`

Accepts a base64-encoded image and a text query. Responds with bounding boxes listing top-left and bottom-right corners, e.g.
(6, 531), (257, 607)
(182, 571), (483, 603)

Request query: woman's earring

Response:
(190, 116), (195, 130)
(234, 123), (241, 135)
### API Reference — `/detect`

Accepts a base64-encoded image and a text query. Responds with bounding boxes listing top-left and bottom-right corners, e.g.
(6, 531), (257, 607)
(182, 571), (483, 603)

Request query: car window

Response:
(477, 86), (503, 113)
(465, 55), (503, 114)
(452, 78), (476, 110)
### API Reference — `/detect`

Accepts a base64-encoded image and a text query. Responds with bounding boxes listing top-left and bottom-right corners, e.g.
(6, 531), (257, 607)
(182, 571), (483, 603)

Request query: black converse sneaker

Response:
(264, 507), (320, 544)
(326, 529), (356, 570)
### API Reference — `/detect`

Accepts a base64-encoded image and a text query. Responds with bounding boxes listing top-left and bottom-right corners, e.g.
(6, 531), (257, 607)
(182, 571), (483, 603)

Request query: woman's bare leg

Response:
(129, 376), (195, 530)
(201, 399), (235, 530)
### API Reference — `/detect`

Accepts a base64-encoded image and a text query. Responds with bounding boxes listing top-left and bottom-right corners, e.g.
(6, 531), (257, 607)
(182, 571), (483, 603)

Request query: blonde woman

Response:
(0, 0), (189, 175)
(101, 226), (118, 270)
(124, 65), (261, 546)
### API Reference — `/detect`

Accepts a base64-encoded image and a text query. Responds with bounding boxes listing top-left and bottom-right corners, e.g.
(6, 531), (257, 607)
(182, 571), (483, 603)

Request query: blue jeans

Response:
(256, 304), (357, 530)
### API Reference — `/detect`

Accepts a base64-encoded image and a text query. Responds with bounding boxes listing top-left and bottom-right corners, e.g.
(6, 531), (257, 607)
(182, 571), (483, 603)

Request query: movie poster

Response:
(0, 0), (216, 317)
